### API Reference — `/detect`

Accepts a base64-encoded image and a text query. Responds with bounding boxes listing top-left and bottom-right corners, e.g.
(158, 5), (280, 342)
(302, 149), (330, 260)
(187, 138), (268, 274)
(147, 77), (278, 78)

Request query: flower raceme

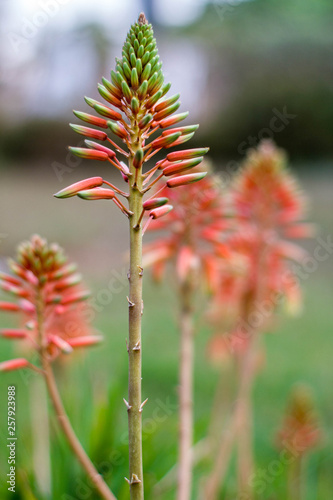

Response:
(230, 139), (314, 314)
(0, 235), (100, 373)
(54, 13), (209, 227)
(143, 168), (230, 287)
(277, 385), (321, 455)
(207, 140), (314, 358)
(53, 14), (209, 497)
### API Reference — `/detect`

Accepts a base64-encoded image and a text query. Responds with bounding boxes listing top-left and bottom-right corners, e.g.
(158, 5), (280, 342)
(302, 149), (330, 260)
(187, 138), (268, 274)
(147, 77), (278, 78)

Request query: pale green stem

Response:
(204, 333), (258, 500)
(288, 454), (303, 500)
(177, 278), (195, 500)
(36, 288), (117, 500)
(127, 124), (144, 500)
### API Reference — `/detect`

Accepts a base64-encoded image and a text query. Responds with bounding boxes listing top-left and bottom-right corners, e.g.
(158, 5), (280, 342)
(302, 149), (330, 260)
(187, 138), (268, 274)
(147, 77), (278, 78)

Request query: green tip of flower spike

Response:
(118, 13), (163, 99)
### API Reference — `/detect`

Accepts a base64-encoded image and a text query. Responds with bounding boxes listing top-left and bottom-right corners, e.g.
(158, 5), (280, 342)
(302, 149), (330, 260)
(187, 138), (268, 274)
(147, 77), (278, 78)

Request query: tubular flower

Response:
(54, 13), (209, 225)
(231, 139), (313, 313)
(207, 140), (313, 358)
(0, 235), (100, 372)
(214, 140), (312, 322)
(143, 168), (231, 287)
(276, 385), (321, 455)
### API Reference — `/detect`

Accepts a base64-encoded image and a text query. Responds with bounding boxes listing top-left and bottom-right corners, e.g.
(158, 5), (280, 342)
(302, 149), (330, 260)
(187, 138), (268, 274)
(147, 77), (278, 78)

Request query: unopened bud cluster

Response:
(0, 235), (101, 372)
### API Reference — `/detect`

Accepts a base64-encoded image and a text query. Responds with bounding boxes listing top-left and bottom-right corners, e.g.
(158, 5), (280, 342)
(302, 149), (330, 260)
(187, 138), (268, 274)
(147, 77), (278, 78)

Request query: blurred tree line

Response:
(0, 0), (332, 166)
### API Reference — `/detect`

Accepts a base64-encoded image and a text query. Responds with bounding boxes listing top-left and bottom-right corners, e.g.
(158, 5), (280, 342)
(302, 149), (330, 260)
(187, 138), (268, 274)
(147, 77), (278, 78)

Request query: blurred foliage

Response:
(0, 275), (332, 499)
(178, 0), (333, 160)
(0, 0), (332, 164)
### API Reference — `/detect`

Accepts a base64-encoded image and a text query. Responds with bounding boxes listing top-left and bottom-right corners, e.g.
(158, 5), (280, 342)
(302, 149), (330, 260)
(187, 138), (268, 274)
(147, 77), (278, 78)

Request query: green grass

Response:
(0, 274), (332, 499)
(0, 169), (332, 499)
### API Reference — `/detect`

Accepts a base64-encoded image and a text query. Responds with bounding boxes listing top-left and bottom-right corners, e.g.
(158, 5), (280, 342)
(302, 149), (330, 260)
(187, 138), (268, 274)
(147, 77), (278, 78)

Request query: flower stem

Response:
(36, 289), (117, 500)
(127, 125), (144, 499)
(236, 344), (255, 499)
(288, 455), (303, 500)
(177, 278), (195, 500)
(204, 334), (258, 500)
(43, 362), (117, 500)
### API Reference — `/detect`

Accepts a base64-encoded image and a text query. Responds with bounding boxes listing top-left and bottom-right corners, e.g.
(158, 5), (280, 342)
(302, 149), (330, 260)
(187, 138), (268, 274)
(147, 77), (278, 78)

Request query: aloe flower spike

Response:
(55, 12), (210, 499)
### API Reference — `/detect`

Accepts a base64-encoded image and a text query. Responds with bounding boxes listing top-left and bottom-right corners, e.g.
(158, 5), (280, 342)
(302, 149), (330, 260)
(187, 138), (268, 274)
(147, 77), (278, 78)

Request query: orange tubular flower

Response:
(143, 168), (230, 287)
(0, 235), (99, 372)
(204, 141), (314, 499)
(231, 140), (313, 312)
(208, 139), (314, 352)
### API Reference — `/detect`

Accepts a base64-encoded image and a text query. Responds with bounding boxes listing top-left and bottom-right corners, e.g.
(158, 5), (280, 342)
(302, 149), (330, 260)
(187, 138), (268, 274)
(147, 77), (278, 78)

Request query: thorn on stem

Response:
(123, 398), (132, 411)
(127, 296), (135, 307)
(131, 474), (142, 484)
(141, 300), (144, 316)
(139, 398), (148, 412)
(133, 341), (141, 351)
(125, 339), (129, 353)
(137, 266), (143, 276)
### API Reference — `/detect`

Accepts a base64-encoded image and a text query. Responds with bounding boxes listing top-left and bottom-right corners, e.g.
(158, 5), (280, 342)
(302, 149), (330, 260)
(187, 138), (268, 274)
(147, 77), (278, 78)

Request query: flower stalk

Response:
(54, 12), (208, 497)
(178, 276), (195, 500)
(204, 140), (314, 498)
(37, 288), (116, 500)
(0, 235), (115, 500)
(126, 121), (144, 499)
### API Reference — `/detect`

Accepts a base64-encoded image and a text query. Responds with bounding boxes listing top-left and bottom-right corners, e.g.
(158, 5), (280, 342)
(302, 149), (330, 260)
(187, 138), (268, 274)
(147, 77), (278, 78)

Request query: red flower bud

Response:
(0, 329), (27, 339)
(19, 299), (35, 313)
(54, 274), (82, 291)
(143, 197), (169, 210)
(68, 147), (108, 161)
(163, 157), (204, 176)
(0, 358), (29, 372)
(101, 77), (123, 99)
(97, 84), (122, 108)
(67, 335), (103, 348)
(154, 93), (180, 113)
(93, 103), (122, 121)
(84, 141), (116, 158)
(0, 302), (20, 312)
(150, 132), (182, 150)
(0, 282), (29, 298)
(54, 177), (103, 198)
(49, 263), (77, 280)
(166, 148), (210, 162)
(166, 172), (207, 188)
(161, 125), (199, 137)
(73, 110), (108, 129)
(108, 120), (128, 139)
(153, 102), (181, 122)
(150, 205), (173, 219)
(48, 334), (73, 354)
(166, 132), (195, 148)
(158, 112), (189, 128)
(77, 188), (115, 200)
(69, 124), (107, 141)
(0, 272), (21, 286)
(61, 290), (91, 305)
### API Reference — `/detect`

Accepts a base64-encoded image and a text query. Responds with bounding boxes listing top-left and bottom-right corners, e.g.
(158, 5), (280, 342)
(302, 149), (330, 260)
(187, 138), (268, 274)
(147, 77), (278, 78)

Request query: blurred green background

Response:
(0, 0), (332, 498)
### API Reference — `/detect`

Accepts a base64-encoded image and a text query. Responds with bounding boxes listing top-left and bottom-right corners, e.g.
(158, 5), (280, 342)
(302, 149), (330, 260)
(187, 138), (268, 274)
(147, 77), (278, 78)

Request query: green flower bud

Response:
(141, 63), (151, 81)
